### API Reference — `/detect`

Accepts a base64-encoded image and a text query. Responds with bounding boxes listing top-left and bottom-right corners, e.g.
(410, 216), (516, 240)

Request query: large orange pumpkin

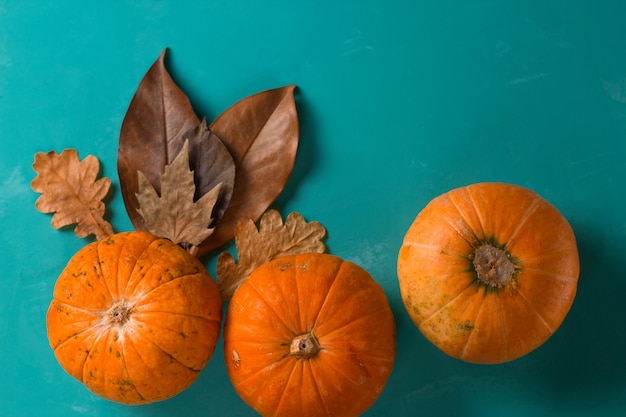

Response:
(397, 182), (579, 364)
(223, 253), (396, 417)
(46, 231), (222, 404)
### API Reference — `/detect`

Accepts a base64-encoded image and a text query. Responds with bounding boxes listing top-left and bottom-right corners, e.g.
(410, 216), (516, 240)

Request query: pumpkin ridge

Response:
(134, 309), (222, 322)
(275, 359), (301, 415)
(294, 253), (343, 333)
(116, 332), (150, 402)
(51, 313), (102, 350)
(321, 338), (396, 363)
(120, 328), (198, 402)
(495, 295), (508, 359)
(91, 241), (115, 304)
(229, 353), (295, 388)
(130, 320), (206, 372)
(109, 235), (132, 300)
(113, 328), (148, 402)
(308, 361), (332, 417)
(121, 238), (188, 299)
(520, 247), (578, 263)
(124, 264), (205, 303)
(50, 293), (93, 312)
(416, 280), (478, 326)
(310, 260), (350, 330)
(317, 305), (391, 341)
(247, 279), (297, 337)
(95, 233), (143, 301)
(502, 196), (542, 248)
(520, 267), (578, 283)
(463, 185), (488, 241)
(458, 292), (490, 361)
(509, 286), (556, 334)
(312, 349), (375, 390)
(118, 237), (160, 300)
(403, 241), (473, 264)
(50, 298), (104, 322)
(52, 302), (130, 352)
(446, 194), (482, 248)
(114, 232), (159, 299)
(459, 292), (509, 362)
(80, 329), (107, 387)
(98, 232), (159, 300)
(129, 313), (220, 368)
(52, 329), (93, 381)
(293, 264), (309, 332)
(130, 273), (221, 321)
(439, 215), (480, 252)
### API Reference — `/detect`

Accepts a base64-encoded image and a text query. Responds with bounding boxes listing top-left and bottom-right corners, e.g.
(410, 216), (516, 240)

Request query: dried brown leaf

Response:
(173, 118), (235, 227)
(136, 141), (221, 247)
(198, 85), (299, 257)
(31, 149), (114, 240)
(118, 48), (201, 232)
(216, 209), (326, 301)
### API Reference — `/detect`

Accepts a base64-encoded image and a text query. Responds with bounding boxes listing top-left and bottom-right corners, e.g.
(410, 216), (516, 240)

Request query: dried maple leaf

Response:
(136, 140), (222, 249)
(216, 209), (326, 301)
(174, 118), (235, 228)
(31, 149), (114, 241)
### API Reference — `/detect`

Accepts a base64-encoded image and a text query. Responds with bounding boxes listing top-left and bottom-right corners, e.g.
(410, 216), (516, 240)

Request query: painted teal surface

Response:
(1, 1), (626, 416)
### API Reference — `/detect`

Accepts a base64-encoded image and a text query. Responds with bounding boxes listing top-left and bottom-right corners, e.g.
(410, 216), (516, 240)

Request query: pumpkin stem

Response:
(289, 332), (321, 360)
(107, 302), (132, 326)
(473, 244), (515, 288)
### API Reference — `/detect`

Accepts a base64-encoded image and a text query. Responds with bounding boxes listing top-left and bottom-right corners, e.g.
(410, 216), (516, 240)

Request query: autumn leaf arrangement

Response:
(31, 49), (398, 413)
(31, 49), (326, 301)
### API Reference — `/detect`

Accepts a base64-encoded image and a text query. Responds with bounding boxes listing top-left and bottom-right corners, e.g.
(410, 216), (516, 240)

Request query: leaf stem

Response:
(187, 244), (199, 257)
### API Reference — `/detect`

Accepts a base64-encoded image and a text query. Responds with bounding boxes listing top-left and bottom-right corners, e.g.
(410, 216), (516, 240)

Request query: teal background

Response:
(1, 1), (625, 416)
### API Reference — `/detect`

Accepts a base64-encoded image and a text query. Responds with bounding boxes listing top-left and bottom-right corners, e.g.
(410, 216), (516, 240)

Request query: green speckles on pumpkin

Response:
(456, 320), (474, 331)
(119, 378), (133, 387)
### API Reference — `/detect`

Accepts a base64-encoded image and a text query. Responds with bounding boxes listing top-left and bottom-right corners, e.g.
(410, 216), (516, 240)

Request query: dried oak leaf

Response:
(198, 85), (299, 257)
(216, 209), (326, 301)
(136, 140), (222, 248)
(31, 149), (114, 241)
(118, 48), (202, 232)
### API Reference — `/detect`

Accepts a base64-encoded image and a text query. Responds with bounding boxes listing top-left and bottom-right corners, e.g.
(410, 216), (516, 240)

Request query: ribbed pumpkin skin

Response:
(398, 183), (579, 364)
(224, 253), (396, 417)
(46, 231), (222, 404)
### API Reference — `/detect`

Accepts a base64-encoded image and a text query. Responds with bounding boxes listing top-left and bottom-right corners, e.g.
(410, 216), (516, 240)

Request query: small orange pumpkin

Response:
(223, 253), (396, 417)
(397, 182), (579, 364)
(46, 231), (222, 404)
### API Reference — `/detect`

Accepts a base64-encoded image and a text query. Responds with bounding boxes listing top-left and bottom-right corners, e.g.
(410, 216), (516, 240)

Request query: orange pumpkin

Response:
(223, 253), (396, 417)
(397, 182), (579, 364)
(46, 231), (222, 404)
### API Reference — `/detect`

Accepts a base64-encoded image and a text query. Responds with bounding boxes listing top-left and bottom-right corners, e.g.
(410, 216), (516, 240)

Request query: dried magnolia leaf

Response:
(136, 140), (221, 247)
(31, 149), (114, 240)
(118, 48), (201, 232)
(216, 209), (326, 301)
(174, 118), (235, 227)
(198, 85), (300, 257)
